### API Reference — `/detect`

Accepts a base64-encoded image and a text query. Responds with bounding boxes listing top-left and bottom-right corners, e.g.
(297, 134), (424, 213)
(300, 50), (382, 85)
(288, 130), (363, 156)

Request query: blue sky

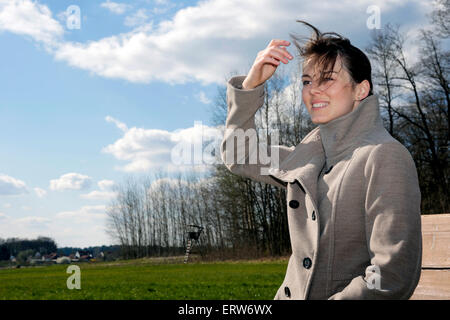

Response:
(0, 0), (435, 247)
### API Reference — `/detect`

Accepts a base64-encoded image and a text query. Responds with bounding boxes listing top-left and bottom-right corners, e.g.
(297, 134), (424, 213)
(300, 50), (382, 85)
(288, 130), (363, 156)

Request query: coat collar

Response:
(268, 94), (383, 204)
(318, 94), (383, 166)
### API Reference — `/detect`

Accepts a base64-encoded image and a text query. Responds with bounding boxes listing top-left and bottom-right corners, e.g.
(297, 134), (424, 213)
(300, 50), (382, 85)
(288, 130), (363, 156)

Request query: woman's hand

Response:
(242, 39), (293, 89)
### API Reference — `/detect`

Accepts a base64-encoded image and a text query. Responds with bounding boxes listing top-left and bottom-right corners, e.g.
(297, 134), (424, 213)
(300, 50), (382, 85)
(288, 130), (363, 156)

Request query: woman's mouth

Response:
(312, 102), (329, 109)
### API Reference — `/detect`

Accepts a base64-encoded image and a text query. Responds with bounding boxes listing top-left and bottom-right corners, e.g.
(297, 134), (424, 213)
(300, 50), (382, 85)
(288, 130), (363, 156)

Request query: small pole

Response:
(183, 239), (192, 264)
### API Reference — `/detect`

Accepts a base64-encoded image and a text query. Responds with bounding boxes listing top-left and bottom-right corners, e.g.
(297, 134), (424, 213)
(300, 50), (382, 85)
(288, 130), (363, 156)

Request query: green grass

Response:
(0, 257), (289, 300)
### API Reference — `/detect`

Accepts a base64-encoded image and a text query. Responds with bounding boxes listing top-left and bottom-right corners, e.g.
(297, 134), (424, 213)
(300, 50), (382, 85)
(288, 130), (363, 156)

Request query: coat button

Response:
(303, 257), (312, 269)
(284, 286), (291, 298)
(289, 200), (299, 209)
(312, 211), (316, 221)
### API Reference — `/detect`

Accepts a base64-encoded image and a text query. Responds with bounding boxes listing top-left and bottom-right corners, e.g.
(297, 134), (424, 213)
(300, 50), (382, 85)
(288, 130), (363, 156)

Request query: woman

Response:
(221, 21), (422, 300)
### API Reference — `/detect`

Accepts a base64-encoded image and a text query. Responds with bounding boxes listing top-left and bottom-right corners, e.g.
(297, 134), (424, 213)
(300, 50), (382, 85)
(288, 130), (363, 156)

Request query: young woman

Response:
(221, 21), (422, 300)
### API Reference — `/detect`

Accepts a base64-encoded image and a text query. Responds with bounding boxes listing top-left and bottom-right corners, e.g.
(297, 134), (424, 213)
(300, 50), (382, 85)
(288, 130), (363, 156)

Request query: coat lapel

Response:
(268, 127), (325, 206)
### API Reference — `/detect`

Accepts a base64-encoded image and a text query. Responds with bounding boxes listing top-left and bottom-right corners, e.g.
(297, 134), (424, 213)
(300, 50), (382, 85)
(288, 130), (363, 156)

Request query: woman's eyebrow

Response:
(302, 71), (338, 78)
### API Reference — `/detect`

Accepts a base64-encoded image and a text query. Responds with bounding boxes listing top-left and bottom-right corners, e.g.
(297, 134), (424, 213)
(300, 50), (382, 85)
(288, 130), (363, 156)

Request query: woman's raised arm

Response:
(242, 39), (293, 89)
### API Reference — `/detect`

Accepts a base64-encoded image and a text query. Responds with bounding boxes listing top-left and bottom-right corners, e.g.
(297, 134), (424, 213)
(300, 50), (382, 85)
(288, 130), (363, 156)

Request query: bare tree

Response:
(429, 0), (450, 38)
(367, 24), (403, 136)
(366, 13), (449, 213)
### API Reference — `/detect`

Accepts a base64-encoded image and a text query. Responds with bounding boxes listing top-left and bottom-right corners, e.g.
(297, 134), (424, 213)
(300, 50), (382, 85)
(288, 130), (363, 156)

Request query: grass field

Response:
(0, 257), (289, 300)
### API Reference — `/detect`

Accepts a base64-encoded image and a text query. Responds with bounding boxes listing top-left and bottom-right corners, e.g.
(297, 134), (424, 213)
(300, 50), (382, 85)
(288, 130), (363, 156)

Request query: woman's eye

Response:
(324, 78), (334, 81)
(302, 80), (311, 85)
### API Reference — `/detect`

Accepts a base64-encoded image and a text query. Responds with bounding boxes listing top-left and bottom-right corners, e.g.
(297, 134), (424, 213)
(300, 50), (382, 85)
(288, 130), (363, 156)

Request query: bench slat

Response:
(410, 269), (450, 300)
(421, 213), (450, 268)
(410, 214), (450, 300)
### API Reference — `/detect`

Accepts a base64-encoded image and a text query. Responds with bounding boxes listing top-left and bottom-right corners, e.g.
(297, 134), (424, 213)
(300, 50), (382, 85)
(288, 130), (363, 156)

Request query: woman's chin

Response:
(311, 116), (331, 125)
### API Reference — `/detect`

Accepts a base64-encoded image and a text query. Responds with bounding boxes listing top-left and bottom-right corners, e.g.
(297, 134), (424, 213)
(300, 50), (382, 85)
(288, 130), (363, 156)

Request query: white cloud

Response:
(54, 0), (272, 84)
(98, 179), (116, 190)
(56, 205), (107, 222)
(103, 118), (223, 172)
(106, 115), (128, 132)
(0, 0), (63, 46)
(52, 0), (433, 85)
(16, 216), (51, 228)
(80, 180), (117, 200)
(3, 203), (12, 208)
(195, 91), (211, 104)
(124, 8), (150, 27)
(80, 190), (117, 201)
(34, 187), (47, 198)
(49, 173), (92, 191)
(54, 205), (109, 246)
(0, 205), (110, 247)
(1, 0), (433, 86)
(100, 1), (131, 15)
(0, 174), (28, 196)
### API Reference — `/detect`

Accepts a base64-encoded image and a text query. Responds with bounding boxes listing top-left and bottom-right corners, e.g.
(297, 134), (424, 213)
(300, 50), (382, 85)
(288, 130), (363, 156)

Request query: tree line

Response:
(106, 2), (449, 259)
(0, 237), (57, 261)
(58, 245), (121, 258)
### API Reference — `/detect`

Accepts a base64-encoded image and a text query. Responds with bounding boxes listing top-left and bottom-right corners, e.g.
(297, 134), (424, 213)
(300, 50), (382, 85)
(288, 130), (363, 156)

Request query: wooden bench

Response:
(410, 213), (450, 300)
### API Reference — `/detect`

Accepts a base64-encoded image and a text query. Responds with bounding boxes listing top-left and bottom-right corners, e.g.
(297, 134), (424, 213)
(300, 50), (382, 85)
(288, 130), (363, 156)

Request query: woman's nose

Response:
(309, 84), (323, 95)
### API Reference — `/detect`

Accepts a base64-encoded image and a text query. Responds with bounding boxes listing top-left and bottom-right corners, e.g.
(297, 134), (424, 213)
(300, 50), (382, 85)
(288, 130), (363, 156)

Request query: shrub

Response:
(56, 256), (71, 264)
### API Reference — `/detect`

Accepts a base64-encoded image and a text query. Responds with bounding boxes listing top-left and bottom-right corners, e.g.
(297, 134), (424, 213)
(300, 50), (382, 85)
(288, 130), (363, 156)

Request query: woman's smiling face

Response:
(302, 56), (364, 124)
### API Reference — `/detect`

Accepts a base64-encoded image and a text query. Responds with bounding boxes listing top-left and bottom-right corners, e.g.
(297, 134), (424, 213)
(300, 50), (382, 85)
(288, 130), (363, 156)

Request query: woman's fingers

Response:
(267, 40), (293, 59)
(272, 46), (293, 62)
(260, 55), (280, 66)
(259, 42), (292, 61)
(261, 47), (292, 64)
(269, 39), (291, 48)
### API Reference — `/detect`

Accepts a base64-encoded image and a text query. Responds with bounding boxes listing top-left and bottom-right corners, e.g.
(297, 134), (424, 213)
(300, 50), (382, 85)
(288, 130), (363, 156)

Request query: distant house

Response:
(69, 253), (79, 262)
(78, 250), (92, 256)
(79, 254), (93, 262)
(74, 250), (93, 262)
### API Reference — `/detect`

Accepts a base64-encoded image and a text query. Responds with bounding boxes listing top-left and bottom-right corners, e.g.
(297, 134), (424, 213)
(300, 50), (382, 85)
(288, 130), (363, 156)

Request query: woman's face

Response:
(301, 56), (361, 124)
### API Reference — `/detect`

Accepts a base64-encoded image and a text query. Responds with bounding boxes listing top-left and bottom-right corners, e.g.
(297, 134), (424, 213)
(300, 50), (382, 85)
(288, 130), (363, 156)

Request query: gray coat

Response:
(221, 76), (422, 299)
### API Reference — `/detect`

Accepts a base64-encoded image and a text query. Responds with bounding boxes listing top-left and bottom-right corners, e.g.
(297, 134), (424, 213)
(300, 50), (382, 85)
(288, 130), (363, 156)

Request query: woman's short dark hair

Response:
(290, 20), (373, 96)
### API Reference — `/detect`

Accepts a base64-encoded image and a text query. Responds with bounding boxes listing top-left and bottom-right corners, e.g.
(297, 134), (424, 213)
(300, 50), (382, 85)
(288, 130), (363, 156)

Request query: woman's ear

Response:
(355, 80), (370, 101)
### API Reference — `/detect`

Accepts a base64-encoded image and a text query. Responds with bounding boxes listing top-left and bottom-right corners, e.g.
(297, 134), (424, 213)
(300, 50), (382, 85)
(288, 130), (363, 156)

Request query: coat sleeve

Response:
(220, 75), (293, 189)
(328, 142), (422, 300)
